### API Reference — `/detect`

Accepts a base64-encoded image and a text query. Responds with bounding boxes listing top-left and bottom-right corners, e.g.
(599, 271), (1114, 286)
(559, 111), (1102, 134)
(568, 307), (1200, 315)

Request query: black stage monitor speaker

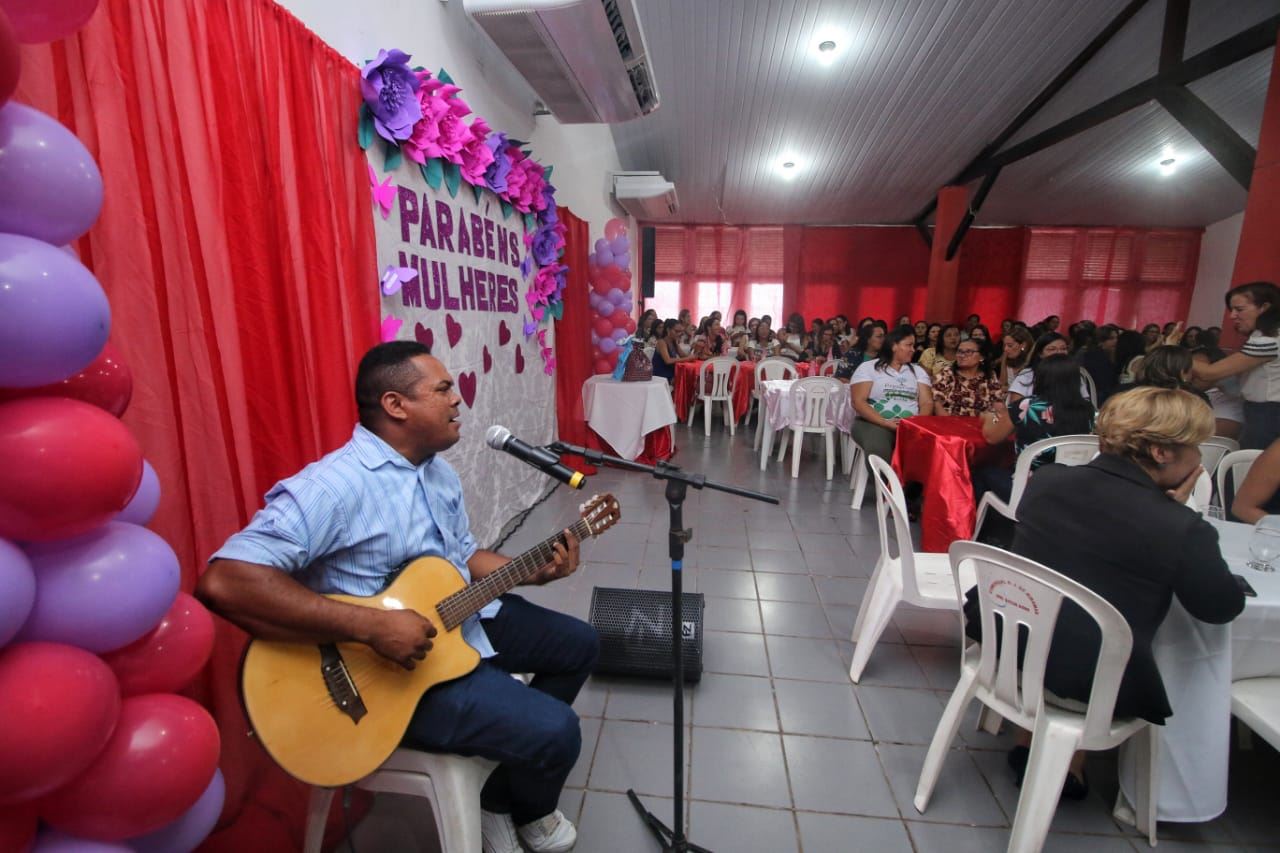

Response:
(589, 586), (704, 682)
(640, 226), (656, 299)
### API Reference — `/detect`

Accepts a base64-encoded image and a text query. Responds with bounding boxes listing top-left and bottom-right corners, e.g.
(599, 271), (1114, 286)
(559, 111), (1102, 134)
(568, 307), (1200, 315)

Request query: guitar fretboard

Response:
(436, 517), (595, 630)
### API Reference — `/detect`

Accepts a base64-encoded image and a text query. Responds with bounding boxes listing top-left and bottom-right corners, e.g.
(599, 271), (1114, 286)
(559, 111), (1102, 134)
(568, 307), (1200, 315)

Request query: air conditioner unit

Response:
(613, 172), (678, 220)
(464, 0), (660, 124)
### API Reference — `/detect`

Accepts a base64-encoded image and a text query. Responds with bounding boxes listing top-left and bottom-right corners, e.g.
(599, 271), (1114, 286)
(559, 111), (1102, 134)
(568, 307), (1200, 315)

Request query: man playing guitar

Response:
(198, 341), (597, 853)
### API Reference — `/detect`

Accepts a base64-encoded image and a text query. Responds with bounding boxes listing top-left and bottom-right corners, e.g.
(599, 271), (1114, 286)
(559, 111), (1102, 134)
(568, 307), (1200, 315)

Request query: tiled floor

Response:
(346, 422), (1278, 852)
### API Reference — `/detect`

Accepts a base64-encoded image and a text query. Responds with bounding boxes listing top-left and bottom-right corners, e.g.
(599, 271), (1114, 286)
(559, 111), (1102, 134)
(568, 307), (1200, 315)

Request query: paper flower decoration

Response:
(360, 49), (422, 142)
(458, 117), (496, 186)
(484, 132), (513, 195)
(403, 71), (473, 165)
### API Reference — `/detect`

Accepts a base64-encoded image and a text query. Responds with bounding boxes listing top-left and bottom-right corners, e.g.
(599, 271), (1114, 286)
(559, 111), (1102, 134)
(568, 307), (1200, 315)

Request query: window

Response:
(697, 281), (733, 323)
(749, 283), (783, 323)
(647, 280), (681, 321)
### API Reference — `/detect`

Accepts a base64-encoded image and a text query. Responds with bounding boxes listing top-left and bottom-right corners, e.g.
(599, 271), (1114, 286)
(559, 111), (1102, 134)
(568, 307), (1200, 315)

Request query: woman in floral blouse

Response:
(933, 340), (1002, 416)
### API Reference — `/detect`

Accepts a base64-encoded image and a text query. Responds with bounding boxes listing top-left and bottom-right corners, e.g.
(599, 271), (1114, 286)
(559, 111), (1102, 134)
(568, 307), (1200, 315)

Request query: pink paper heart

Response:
(483, 345), (493, 374)
(414, 323), (433, 349)
(498, 320), (511, 346)
(457, 371), (477, 408)
(514, 344), (525, 374)
(381, 315), (403, 342)
(446, 314), (463, 348)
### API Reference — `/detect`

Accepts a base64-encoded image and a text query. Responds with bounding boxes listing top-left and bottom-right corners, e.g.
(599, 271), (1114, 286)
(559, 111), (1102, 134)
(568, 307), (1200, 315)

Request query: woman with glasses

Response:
(932, 340), (1002, 416)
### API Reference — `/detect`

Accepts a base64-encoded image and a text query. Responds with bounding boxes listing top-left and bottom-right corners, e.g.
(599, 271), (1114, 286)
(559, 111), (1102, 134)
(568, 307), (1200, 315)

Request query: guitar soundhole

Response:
(319, 643), (368, 724)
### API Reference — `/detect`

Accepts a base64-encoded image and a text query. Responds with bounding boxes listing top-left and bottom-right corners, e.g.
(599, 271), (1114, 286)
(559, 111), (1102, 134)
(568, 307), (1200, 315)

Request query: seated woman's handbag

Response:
(610, 339), (653, 382)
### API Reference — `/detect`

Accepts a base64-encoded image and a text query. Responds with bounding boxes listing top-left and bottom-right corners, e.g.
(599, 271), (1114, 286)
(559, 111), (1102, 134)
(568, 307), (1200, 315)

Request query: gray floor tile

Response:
(879, 742), (1007, 826)
(891, 607), (963, 647)
(910, 644), (963, 691)
(851, 639), (932, 688)
(688, 801), (800, 852)
(575, 790), (671, 852)
(587, 536), (646, 566)
(812, 549), (876, 577)
(797, 811), (914, 853)
(949, 692), (1019, 751)
(588, 720), (684, 796)
(690, 727), (791, 808)
(969, 747), (1124, 837)
(636, 563), (695, 591)
(857, 685), (948, 746)
(906, 822), (1139, 853)
(774, 678), (870, 740)
(698, 569), (759, 599)
(783, 735), (899, 817)
(798, 533), (856, 557)
(604, 678), (691, 725)
(814, 575), (869, 606)
(691, 672), (779, 732)
(824, 603), (859, 643)
(791, 514), (843, 534)
(754, 572), (820, 602)
(574, 676), (609, 718)
(767, 635), (850, 683)
(697, 545), (752, 571)
(566, 716), (602, 789)
(762, 600), (835, 638)
(751, 548), (810, 574)
(702, 596), (763, 633)
(702, 630), (770, 677)
(748, 527), (802, 551)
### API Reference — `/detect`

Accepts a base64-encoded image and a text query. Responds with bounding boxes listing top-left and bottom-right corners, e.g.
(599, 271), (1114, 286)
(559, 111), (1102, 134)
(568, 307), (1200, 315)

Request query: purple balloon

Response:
(615, 250), (631, 271)
(0, 102), (104, 246)
(609, 234), (629, 255)
(32, 830), (132, 853)
(611, 328), (629, 343)
(0, 233), (110, 387)
(128, 768), (225, 853)
(606, 287), (625, 305)
(0, 538), (35, 647)
(593, 238), (609, 256)
(19, 521), (180, 653)
(116, 459), (160, 526)
(596, 245), (614, 267)
(596, 300), (615, 317)
(587, 291), (601, 308)
(599, 337), (616, 355)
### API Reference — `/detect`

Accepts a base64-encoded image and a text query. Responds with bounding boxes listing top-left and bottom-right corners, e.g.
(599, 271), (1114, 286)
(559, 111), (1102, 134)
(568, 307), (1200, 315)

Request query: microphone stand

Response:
(548, 441), (778, 853)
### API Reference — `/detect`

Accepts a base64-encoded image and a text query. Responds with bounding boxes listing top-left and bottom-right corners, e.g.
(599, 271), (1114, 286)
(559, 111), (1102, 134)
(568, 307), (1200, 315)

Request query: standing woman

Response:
(995, 326), (1035, 390)
(779, 313), (810, 361)
(850, 327), (934, 464)
(919, 324), (961, 378)
(933, 339), (1003, 416)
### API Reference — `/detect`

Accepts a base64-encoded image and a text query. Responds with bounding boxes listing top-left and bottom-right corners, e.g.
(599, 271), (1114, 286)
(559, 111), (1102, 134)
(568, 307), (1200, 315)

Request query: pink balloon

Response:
(604, 218), (627, 241)
(100, 592), (214, 697)
(0, 0), (100, 44)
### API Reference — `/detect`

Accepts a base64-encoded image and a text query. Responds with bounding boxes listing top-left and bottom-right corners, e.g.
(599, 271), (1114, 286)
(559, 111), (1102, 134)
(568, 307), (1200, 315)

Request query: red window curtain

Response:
(789, 227), (931, 322)
(15, 0), (378, 847)
(553, 208), (597, 473)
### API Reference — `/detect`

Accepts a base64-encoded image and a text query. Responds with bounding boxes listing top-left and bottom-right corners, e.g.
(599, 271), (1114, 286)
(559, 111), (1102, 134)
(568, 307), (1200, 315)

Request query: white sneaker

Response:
(481, 810), (521, 853)
(517, 809), (577, 853)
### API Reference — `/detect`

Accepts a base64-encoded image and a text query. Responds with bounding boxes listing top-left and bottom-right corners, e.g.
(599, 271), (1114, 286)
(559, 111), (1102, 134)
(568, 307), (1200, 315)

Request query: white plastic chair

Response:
(775, 376), (841, 479)
(1232, 677), (1280, 752)
(914, 541), (1158, 852)
(686, 356), (738, 436)
(818, 358), (839, 377)
(1186, 468), (1213, 514)
(1216, 448), (1261, 516)
(751, 357), (797, 447)
(848, 456), (973, 682)
(973, 435), (1099, 538)
(1199, 436), (1239, 482)
(846, 435), (869, 508)
(1079, 368), (1098, 406)
(304, 750), (497, 853)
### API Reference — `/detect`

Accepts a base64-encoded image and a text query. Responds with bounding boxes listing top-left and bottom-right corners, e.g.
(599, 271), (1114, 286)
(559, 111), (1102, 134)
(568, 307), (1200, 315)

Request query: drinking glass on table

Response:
(1247, 515), (1280, 572)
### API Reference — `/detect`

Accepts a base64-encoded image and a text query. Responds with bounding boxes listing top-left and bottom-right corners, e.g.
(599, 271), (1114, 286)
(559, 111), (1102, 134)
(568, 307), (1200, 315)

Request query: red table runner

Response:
(673, 360), (812, 423)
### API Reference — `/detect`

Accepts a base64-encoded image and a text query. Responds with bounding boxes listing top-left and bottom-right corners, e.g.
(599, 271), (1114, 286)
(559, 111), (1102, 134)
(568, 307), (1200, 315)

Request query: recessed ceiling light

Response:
(1157, 146), (1178, 176)
(782, 161), (796, 169)
(818, 40), (836, 53)
(774, 154), (803, 179)
(811, 28), (846, 66)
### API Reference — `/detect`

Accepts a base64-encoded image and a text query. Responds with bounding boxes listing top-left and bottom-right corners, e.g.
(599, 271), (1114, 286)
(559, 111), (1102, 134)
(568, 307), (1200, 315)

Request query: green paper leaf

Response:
(508, 138), (526, 148)
(438, 68), (455, 85)
(471, 183), (484, 205)
(412, 65), (425, 72)
(543, 165), (553, 181)
(384, 139), (403, 171)
(524, 213), (537, 232)
(444, 162), (461, 198)
(549, 301), (564, 320)
(501, 201), (513, 219)
(357, 105), (374, 151)
(422, 158), (443, 191)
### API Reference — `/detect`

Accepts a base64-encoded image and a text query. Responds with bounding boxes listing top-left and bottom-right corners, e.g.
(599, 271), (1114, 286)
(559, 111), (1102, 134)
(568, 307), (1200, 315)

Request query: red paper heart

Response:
(446, 314), (463, 348)
(457, 371), (477, 408)
(498, 320), (511, 346)
(483, 346), (493, 374)
(514, 344), (525, 374)
(414, 323), (433, 350)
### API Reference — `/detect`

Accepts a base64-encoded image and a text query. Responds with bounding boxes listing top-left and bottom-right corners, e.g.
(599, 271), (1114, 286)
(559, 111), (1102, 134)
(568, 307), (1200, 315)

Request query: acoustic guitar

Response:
(240, 493), (621, 787)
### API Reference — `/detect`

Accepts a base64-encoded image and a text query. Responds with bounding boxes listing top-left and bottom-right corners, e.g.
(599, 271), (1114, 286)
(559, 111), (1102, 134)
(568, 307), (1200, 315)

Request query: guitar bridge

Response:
(319, 644), (367, 724)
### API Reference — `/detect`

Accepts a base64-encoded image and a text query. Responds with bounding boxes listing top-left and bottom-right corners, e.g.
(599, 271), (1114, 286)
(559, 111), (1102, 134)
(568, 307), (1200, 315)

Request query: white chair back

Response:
(949, 541), (1134, 744)
(754, 357), (797, 390)
(868, 456), (929, 604)
(1079, 368), (1098, 406)
(818, 359), (839, 377)
(698, 356), (738, 400)
(791, 376), (840, 431)
(1006, 434), (1100, 515)
(1186, 469), (1213, 515)
(1200, 436), (1240, 480)
(1217, 448), (1263, 516)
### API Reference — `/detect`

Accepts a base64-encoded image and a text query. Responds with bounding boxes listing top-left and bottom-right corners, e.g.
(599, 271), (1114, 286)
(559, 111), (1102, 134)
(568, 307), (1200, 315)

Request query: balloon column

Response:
(0, 4), (223, 851)
(587, 217), (636, 374)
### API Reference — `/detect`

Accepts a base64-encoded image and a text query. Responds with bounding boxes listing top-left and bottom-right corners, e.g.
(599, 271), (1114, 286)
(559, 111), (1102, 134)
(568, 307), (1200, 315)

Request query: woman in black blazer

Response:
(967, 386), (1245, 793)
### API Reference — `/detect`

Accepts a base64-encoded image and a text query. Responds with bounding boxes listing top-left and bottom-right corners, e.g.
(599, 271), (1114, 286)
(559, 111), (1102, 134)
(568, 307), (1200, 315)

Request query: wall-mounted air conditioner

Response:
(464, 0), (660, 124)
(613, 172), (678, 220)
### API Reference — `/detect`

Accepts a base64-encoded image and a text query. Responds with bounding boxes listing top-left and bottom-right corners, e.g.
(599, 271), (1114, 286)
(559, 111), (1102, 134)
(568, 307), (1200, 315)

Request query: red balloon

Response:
(593, 359), (611, 375)
(0, 0), (100, 44)
(590, 275), (611, 295)
(623, 317), (637, 334)
(0, 9), (18, 107)
(0, 643), (120, 805)
(0, 398), (142, 541)
(591, 317), (614, 339)
(100, 592), (214, 697)
(40, 694), (220, 841)
(0, 343), (133, 417)
(0, 802), (37, 852)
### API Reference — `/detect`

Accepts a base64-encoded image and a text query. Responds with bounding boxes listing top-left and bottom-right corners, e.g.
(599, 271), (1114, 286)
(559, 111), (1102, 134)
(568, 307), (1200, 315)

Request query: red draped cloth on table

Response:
(553, 208), (599, 473)
(673, 361), (813, 423)
(891, 417), (1013, 553)
(15, 1), (378, 848)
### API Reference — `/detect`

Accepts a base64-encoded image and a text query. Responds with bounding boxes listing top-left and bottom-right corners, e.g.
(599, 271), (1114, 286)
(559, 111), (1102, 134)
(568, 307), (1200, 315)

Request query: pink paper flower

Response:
(503, 146), (548, 213)
(459, 117), (496, 186)
(404, 71), (473, 165)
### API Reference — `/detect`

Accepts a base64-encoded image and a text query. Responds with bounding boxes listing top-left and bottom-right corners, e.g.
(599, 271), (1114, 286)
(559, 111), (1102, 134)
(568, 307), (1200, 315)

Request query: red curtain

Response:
(554, 208), (597, 473)
(957, 227), (1027, 328)
(15, 0), (378, 847)
(790, 227), (931, 322)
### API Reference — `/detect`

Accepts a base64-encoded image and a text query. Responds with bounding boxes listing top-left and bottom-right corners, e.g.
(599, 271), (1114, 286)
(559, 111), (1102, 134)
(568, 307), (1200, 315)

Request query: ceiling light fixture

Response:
(1159, 157), (1177, 176)
(811, 28), (846, 66)
(774, 154), (803, 179)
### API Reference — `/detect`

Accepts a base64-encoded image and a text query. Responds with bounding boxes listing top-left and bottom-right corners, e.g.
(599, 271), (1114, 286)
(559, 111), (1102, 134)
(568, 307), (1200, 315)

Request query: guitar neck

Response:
(437, 517), (595, 629)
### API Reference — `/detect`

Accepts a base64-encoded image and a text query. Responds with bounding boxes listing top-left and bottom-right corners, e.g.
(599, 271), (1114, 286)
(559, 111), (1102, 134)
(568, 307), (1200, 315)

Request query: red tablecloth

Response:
(584, 423), (674, 465)
(673, 360), (812, 423)
(891, 416), (1013, 553)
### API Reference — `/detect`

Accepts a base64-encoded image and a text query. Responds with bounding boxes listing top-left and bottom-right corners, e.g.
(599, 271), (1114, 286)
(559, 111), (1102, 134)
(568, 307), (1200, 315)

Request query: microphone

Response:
(485, 425), (586, 489)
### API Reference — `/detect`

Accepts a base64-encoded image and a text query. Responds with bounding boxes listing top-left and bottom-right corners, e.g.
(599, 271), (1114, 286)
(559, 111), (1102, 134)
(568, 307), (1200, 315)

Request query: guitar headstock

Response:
(579, 493), (621, 538)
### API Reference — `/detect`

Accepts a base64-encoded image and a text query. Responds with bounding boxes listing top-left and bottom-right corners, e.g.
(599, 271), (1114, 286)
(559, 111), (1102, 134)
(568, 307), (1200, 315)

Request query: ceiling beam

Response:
(1156, 85), (1256, 189)
(945, 168), (1003, 261)
(1159, 0), (1190, 73)
(953, 13), (1280, 184)
(909, 0), (1153, 225)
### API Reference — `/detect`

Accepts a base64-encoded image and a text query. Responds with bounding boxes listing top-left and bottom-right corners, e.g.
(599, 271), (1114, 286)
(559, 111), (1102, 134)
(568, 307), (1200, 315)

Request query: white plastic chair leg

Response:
(1007, 719), (1079, 853)
(849, 454), (868, 509)
(753, 404), (764, 449)
(725, 399), (736, 435)
(302, 787), (336, 853)
(848, 568), (901, 683)
(914, 668), (979, 812)
(686, 400), (697, 428)
(977, 705), (1004, 736)
(776, 430), (789, 461)
(791, 429), (802, 478)
(1130, 725), (1160, 847)
(841, 434), (855, 475)
(704, 396), (713, 436)
(824, 430), (834, 480)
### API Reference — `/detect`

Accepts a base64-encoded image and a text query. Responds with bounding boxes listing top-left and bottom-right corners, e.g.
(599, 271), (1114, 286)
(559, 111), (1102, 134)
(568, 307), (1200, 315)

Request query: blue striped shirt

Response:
(212, 424), (498, 658)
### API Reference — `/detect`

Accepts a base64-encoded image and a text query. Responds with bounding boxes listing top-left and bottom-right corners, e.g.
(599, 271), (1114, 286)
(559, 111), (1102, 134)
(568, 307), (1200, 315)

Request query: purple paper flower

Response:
(361, 49), (422, 142)
(528, 220), (566, 267)
(536, 184), (559, 227)
(484, 132), (513, 195)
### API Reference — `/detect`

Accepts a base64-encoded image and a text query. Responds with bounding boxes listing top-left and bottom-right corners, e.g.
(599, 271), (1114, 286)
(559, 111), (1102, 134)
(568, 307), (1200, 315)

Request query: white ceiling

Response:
(610, 0), (1279, 227)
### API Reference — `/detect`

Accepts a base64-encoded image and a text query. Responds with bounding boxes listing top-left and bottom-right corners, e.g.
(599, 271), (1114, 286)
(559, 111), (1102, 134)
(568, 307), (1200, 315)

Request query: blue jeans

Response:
(402, 594), (599, 824)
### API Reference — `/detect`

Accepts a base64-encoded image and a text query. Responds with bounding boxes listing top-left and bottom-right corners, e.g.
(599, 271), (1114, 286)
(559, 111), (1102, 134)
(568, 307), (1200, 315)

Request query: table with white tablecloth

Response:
(756, 378), (855, 471)
(1118, 518), (1280, 822)
(581, 375), (677, 461)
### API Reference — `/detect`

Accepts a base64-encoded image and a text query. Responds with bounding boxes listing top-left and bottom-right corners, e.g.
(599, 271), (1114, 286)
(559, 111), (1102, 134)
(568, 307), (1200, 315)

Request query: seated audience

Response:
(652, 319), (696, 381)
(1007, 332), (1071, 401)
(849, 327), (934, 464)
(1191, 332), (1243, 440)
(968, 324), (991, 347)
(933, 339), (1002, 416)
(778, 313), (810, 361)
(835, 322), (885, 380)
(1078, 324), (1119, 403)
(1131, 345), (1208, 402)
(1141, 322), (1162, 352)
(727, 309), (749, 338)
(994, 326), (1035, 390)
(916, 322), (942, 362)
(691, 316), (727, 357)
(743, 322), (780, 360)
(919, 323), (961, 378)
(1231, 435), (1280, 523)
